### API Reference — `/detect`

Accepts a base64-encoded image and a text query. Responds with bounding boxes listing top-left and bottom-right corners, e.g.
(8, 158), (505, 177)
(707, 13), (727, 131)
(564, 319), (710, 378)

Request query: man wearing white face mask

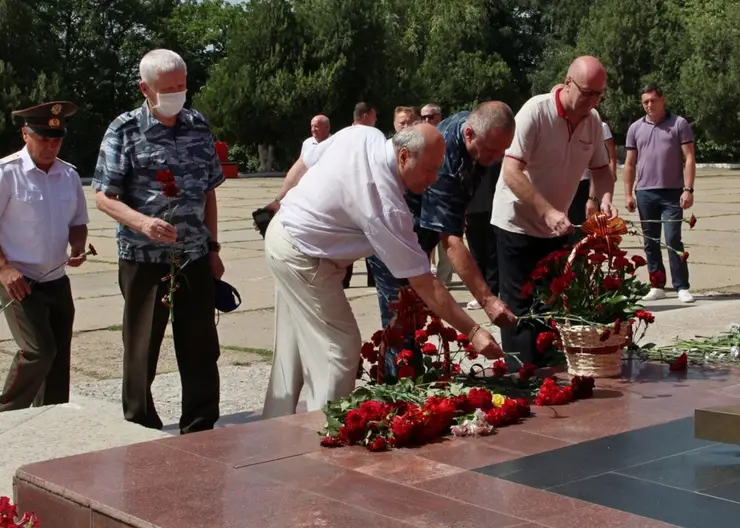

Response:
(92, 49), (225, 435)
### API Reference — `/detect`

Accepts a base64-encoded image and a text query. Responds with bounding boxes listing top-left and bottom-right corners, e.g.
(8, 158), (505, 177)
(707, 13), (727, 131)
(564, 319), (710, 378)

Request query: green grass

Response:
(222, 344), (273, 361)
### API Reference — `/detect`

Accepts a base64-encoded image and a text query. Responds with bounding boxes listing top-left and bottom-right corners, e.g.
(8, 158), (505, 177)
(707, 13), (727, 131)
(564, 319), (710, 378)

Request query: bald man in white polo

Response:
(492, 56), (618, 364)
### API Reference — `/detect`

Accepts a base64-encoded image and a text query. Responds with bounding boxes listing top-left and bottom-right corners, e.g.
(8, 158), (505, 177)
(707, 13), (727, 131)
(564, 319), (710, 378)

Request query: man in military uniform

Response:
(366, 102), (519, 376)
(0, 101), (89, 411)
(92, 49), (225, 434)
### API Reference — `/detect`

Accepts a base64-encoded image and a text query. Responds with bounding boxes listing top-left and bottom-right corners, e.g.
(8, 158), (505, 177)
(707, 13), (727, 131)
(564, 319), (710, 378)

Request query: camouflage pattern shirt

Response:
(405, 111), (488, 252)
(92, 102), (224, 264)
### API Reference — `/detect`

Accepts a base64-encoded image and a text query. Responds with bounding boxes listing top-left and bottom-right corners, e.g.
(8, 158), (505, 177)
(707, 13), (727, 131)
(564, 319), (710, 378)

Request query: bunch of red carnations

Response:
(535, 375), (595, 406)
(0, 497), (39, 528)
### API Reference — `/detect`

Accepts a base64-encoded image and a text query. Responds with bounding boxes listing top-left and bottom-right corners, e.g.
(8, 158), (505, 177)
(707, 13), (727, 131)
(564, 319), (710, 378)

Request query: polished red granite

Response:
(13, 362), (740, 528)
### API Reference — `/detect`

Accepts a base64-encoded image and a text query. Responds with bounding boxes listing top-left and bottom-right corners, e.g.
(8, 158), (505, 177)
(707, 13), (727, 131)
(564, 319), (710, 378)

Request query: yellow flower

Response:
(492, 394), (506, 408)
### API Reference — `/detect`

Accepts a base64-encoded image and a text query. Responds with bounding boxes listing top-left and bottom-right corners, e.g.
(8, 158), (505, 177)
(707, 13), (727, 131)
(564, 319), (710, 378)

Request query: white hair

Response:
(139, 49), (187, 85)
(465, 102), (515, 137)
(421, 103), (441, 115)
(392, 127), (426, 155)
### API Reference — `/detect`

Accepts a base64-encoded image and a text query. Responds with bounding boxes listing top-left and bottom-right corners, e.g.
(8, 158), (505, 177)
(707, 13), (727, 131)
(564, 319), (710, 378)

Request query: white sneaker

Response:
(431, 265), (437, 275)
(642, 288), (667, 301)
(466, 300), (481, 310)
(678, 289), (695, 303)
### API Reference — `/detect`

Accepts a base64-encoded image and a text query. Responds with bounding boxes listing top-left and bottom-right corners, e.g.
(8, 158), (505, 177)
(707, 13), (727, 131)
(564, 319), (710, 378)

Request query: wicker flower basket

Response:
(556, 323), (628, 378)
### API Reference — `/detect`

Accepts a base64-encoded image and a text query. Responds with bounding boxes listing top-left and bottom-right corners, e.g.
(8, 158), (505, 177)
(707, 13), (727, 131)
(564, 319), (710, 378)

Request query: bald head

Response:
(566, 55), (607, 89)
(393, 123), (445, 194)
(310, 114), (330, 142)
(561, 55), (607, 118)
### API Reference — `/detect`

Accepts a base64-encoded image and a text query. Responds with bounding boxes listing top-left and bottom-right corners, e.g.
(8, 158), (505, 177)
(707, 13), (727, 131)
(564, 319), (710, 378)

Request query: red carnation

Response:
(571, 375), (595, 399)
(155, 169), (174, 183)
(492, 359), (507, 377)
(518, 363), (537, 381)
(589, 253), (607, 265)
(536, 331), (557, 354)
(371, 330), (383, 346)
(521, 282), (534, 298)
(456, 333), (469, 347)
(681, 251), (689, 263)
(599, 328), (611, 342)
(320, 435), (343, 447)
(602, 275), (622, 291)
(631, 255), (646, 267)
(360, 342), (377, 363)
(162, 182), (178, 198)
(669, 352), (688, 372)
(398, 365), (416, 379)
(613, 319), (622, 334)
(635, 310), (655, 324)
(688, 214), (697, 229)
(421, 342), (438, 355)
(367, 436), (387, 451)
(395, 349), (414, 366)
(649, 270), (666, 289)
(467, 387), (494, 411)
(414, 329), (428, 343)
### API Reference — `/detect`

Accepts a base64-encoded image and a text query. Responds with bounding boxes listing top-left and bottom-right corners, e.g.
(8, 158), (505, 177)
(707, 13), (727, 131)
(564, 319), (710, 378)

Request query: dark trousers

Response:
(567, 179), (591, 243)
(0, 276), (74, 412)
(496, 227), (568, 365)
(465, 211), (498, 296)
(119, 255), (220, 434)
(343, 259), (375, 289)
(635, 188), (689, 291)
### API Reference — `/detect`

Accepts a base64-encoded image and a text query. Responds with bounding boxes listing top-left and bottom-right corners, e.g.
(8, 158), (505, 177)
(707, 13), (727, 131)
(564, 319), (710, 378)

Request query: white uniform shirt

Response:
(491, 90), (610, 238)
(280, 125), (430, 279)
(580, 121), (613, 181)
(299, 134), (332, 160)
(0, 147), (89, 282)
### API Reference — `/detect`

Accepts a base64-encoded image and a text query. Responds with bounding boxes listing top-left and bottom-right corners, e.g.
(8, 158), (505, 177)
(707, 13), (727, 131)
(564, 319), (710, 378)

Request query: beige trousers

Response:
(262, 214), (362, 419)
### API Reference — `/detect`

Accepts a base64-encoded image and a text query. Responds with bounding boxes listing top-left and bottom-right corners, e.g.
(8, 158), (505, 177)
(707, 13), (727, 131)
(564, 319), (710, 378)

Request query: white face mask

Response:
(151, 89), (187, 117)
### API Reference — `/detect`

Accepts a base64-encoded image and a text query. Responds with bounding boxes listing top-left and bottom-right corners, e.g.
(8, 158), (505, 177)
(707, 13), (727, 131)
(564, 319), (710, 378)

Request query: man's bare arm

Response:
(681, 143), (696, 189)
(204, 190), (218, 242)
(590, 166), (615, 204)
(441, 234), (493, 304)
(622, 150), (637, 197)
(275, 158), (309, 202)
(68, 225), (88, 253)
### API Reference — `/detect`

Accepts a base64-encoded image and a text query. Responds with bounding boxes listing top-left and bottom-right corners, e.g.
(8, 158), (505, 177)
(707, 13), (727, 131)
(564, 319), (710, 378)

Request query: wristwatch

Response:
(208, 240), (221, 252)
(683, 187), (694, 194)
(588, 195), (600, 203)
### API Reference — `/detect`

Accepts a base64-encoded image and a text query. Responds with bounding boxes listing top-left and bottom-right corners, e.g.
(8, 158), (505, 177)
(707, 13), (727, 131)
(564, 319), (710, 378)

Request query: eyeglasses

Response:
(421, 114), (438, 121)
(568, 77), (606, 98)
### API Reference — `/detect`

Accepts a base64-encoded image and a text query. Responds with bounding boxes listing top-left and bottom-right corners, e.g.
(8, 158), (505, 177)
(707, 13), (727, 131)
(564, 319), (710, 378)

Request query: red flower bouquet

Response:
(0, 496), (39, 528)
(320, 287), (597, 451)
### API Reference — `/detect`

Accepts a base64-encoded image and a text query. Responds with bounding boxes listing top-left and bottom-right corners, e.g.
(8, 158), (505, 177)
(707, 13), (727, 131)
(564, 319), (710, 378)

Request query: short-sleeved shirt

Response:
(581, 121), (613, 181)
(404, 111), (488, 252)
(491, 90), (609, 238)
(279, 125), (430, 279)
(0, 147), (89, 282)
(92, 102), (225, 264)
(625, 112), (693, 190)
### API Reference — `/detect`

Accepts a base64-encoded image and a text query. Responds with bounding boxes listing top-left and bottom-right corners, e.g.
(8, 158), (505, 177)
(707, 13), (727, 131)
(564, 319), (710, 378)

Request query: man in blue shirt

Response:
(92, 49), (225, 434)
(367, 102), (518, 375)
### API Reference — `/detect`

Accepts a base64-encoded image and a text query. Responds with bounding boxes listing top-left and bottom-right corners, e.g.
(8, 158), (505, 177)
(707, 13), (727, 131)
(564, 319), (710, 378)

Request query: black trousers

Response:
(567, 179), (591, 243)
(0, 276), (74, 411)
(343, 258), (375, 289)
(496, 227), (568, 365)
(119, 255), (220, 434)
(465, 211), (498, 296)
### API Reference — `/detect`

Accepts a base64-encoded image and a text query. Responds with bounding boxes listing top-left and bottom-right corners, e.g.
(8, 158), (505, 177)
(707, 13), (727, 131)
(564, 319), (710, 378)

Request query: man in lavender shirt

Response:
(623, 84), (696, 303)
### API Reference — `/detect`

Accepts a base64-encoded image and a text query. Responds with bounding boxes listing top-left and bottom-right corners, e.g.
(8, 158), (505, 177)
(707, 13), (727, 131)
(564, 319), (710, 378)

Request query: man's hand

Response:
(66, 246), (87, 268)
(625, 195), (636, 213)
(141, 217), (177, 243)
(470, 327), (504, 360)
(544, 209), (574, 237)
(253, 200), (280, 232)
(680, 191), (694, 209)
(209, 251), (225, 279)
(0, 264), (30, 302)
(585, 198), (599, 219)
(482, 297), (517, 327)
(600, 200), (619, 219)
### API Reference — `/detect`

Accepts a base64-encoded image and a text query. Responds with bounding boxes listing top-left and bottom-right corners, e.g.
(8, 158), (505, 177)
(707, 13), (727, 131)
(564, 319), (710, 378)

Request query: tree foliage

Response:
(1, 0), (740, 172)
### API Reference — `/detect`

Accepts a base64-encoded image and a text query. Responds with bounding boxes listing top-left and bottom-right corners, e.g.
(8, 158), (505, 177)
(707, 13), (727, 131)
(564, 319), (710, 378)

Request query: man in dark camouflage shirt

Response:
(92, 49), (224, 434)
(367, 102), (518, 376)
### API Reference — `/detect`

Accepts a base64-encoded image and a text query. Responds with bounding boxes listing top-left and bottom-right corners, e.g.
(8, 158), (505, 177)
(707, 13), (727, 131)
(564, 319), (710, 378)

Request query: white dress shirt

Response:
(0, 147), (89, 282)
(280, 125), (430, 279)
(580, 121), (614, 181)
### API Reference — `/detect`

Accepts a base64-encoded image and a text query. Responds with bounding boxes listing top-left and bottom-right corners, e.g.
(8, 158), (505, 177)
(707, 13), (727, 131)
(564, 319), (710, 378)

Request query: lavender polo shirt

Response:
(625, 112), (694, 190)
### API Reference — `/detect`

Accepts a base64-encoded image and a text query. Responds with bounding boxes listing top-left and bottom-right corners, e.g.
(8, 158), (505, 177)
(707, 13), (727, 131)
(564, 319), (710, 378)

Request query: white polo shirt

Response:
(280, 125), (430, 279)
(491, 90), (610, 238)
(580, 121), (613, 181)
(300, 134), (331, 160)
(0, 147), (89, 282)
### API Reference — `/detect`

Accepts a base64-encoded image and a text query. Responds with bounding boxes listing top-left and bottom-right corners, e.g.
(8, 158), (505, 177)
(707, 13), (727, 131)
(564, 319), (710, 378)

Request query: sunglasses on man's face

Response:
(421, 114), (437, 121)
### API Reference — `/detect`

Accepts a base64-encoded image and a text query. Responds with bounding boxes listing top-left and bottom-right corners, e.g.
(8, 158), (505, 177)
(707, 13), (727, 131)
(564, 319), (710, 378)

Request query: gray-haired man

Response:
(367, 102), (519, 376)
(92, 49), (224, 434)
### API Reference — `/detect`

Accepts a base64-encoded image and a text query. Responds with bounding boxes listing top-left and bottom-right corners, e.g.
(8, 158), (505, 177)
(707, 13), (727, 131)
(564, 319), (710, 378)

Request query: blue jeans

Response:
(635, 188), (690, 291)
(365, 255), (424, 378)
